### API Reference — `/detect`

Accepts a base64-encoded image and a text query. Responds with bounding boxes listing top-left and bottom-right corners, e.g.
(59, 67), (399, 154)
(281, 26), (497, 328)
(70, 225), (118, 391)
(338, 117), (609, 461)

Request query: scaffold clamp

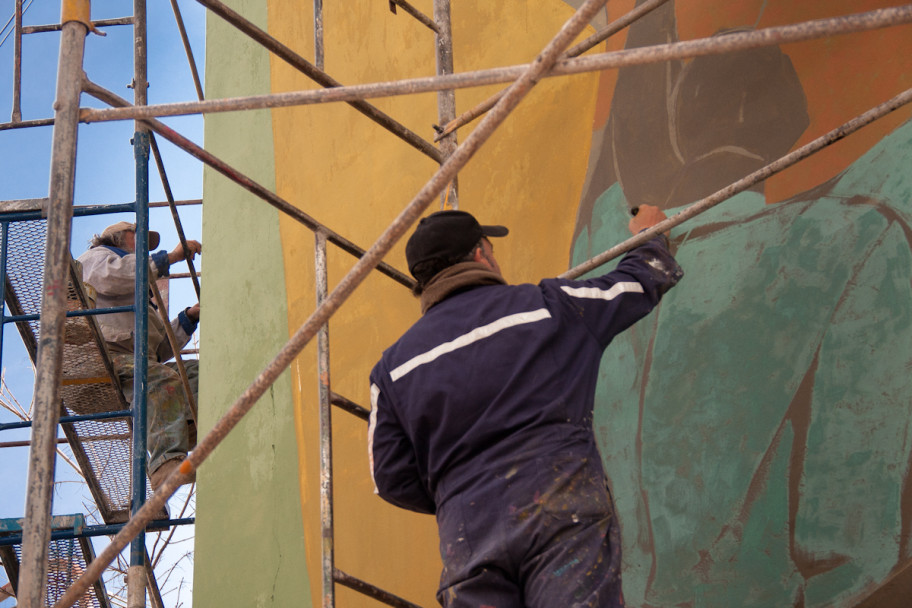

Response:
(61, 0), (106, 37)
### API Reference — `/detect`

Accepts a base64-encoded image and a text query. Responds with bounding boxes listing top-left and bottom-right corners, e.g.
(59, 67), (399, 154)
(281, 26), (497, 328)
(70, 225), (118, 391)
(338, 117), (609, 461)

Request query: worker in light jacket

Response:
(78, 221), (201, 491)
(369, 207), (682, 607)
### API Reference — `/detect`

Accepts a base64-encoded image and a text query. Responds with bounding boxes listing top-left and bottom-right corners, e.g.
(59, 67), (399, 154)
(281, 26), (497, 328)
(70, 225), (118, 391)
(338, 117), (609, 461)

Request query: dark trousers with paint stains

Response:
(112, 353), (199, 474)
(436, 452), (624, 608)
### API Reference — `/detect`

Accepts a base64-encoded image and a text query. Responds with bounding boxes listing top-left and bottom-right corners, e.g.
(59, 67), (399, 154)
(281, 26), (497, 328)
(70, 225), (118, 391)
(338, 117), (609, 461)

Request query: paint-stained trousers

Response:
(436, 452), (624, 608)
(111, 353), (199, 474)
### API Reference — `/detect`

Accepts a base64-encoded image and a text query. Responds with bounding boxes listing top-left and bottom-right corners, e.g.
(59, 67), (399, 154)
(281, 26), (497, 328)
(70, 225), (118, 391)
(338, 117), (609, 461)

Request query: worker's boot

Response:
(149, 456), (196, 491)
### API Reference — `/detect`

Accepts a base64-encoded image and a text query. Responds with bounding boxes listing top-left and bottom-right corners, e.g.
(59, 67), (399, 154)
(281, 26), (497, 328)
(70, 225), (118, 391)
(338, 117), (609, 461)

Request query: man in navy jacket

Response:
(369, 207), (682, 607)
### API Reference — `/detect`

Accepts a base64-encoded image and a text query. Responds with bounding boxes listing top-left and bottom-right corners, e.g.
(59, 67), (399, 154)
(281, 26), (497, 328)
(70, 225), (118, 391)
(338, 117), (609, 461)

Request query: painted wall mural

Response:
(571, 1), (912, 606)
(198, 0), (911, 606)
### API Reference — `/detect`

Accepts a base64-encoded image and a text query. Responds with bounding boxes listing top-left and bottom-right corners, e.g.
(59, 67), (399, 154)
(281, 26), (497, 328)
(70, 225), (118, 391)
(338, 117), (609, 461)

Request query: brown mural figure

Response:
(570, 1), (912, 606)
(576, 2), (809, 227)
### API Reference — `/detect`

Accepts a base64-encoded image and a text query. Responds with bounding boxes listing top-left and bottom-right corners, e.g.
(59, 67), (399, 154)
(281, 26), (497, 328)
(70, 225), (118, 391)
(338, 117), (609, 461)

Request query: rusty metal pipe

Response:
(0, 438), (69, 449)
(313, 0), (323, 70)
(169, 271), (201, 279)
(330, 392), (370, 421)
(333, 568), (423, 608)
(565, 0), (670, 58)
(149, 274), (198, 424)
(434, 0), (458, 208)
(560, 86), (912, 279)
(150, 198), (201, 207)
(22, 17), (133, 34)
(168, 0), (204, 101)
(18, 12), (88, 608)
(12, 0), (22, 122)
(389, 0), (439, 34)
(315, 232), (334, 607)
(0, 117), (55, 130)
(150, 134), (201, 297)
(80, 5), (912, 125)
(51, 2), (607, 604)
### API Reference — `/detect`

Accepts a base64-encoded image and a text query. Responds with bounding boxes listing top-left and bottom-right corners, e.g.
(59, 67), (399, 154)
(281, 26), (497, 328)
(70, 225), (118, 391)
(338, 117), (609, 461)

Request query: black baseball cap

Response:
(406, 210), (508, 280)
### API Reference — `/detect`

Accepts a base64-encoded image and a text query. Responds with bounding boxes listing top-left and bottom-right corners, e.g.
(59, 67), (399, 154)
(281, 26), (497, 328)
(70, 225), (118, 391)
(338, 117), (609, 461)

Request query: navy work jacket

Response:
(369, 236), (683, 515)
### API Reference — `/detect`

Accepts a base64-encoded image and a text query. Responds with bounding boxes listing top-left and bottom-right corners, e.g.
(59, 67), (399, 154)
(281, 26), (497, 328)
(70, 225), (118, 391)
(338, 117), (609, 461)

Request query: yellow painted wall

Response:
(267, 1), (599, 604)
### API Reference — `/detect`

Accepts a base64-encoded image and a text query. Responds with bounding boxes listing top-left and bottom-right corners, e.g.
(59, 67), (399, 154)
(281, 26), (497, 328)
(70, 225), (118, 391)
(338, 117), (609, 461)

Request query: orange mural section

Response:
(266, 1), (600, 605)
(664, 0), (911, 203)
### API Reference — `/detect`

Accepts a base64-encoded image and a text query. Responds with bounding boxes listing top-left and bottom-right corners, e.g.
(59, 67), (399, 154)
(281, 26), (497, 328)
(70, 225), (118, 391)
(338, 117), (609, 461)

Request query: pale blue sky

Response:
(1, 1), (206, 605)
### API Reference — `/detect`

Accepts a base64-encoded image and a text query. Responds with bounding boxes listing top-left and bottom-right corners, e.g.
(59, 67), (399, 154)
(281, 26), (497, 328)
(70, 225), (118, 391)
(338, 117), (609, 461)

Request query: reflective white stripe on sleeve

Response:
(560, 281), (643, 301)
(368, 383), (381, 493)
(389, 308), (552, 382)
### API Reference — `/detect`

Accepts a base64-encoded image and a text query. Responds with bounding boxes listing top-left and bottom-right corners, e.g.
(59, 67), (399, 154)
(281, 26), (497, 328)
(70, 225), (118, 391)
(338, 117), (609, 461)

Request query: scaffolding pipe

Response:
(127, 133), (150, 606)
(313, 0), (323, 70)
(333, 568), (423, 608)
(0, 438), (69, 449)
(150, 135), (202, 297)
(389, 0), (439, 34)
(168, 0), (204, 101)
(434, 0), (458, 209)
(149, 273), (198, 424)
(0, 117), (54, 130)
(0, 519), (194, 547)
(80, 5), (912, 125)
(5, 305), (134, 324)
(143, 549), (165, 608)
(0, 223), (8, 380)
(128, 0), (150, 605)
(51, 2), (608, 604)
(315, 231), (335, 607)
(17, 10), (88, 608)
(434, 0), (671, 141)
(330, 392), (370, 421)
(21, 17), (133, 34)
(1, 410), (132, 432)
(565, 0), (670, 57)
(195, 0), (443, 162)
(0, 197), (205, 210)
(150, 198), (201, 207)
(560, 85), (912, 279)
(11, 0), (22, 122)
(0, 197), (200, 213)
(82, 80), (417, 290)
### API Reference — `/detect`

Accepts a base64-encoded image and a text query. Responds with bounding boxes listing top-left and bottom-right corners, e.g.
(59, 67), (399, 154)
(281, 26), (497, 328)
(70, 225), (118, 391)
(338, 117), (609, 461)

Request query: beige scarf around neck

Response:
(419, 261), (506, 313)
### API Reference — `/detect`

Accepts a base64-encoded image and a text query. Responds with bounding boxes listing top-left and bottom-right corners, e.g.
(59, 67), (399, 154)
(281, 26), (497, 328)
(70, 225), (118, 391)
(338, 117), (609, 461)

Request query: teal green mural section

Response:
(195, 0), (311, 606)
(570, 2), (912, 604)
(572, 120), (912, 607)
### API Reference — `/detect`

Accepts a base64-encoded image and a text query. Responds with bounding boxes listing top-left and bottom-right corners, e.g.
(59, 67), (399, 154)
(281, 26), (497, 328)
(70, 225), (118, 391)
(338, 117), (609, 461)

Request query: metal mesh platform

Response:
(0, 516), (112, 608)
(3, 219), (136, 523)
